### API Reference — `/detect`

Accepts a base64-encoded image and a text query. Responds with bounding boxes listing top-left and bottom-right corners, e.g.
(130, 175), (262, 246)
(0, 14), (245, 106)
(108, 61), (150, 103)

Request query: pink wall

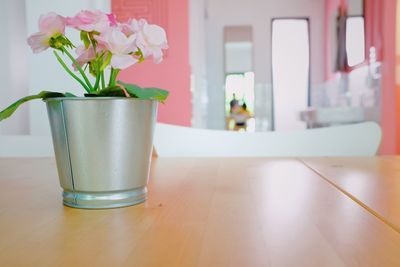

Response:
(325, 0), (398, 154)
(397, 1), (400, 153)
(112, 0), (191, 126)
(380, 0), (398, 154)
(364, 0), (382, 61)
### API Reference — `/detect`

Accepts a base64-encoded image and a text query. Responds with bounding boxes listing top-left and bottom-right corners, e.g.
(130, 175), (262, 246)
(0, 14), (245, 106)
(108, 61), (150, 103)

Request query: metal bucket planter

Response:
(45, 97), (157, 209)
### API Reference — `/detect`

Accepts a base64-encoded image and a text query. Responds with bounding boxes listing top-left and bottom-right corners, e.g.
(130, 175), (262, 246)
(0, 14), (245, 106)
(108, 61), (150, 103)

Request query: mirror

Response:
(190, 0), (380, 132)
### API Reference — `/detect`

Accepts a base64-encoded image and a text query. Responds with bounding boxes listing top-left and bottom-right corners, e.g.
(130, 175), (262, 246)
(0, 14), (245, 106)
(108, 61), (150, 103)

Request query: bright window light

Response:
(272, 19), (309, 131)
(346, 16), (365, 67)
(225, 72), (255, 114)
(225, 72), (255, 132)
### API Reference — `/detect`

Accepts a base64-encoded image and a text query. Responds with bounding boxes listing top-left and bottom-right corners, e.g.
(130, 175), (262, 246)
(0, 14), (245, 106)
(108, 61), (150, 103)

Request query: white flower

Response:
(131, 19), (168, 63)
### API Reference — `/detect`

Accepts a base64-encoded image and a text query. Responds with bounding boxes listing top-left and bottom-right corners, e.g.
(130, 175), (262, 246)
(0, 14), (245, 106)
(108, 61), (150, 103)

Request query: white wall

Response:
(225, 42), (253, 73)
(189, 0), (209, 128)
(0, 0), (110, 156)
(25, 0), (111, 136)
(190, 0), (326, 129)
(0, 0), (29, 135)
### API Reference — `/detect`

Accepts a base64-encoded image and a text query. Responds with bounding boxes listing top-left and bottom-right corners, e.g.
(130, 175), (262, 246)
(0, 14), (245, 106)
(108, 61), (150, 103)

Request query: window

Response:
(346, 16), (365, 67)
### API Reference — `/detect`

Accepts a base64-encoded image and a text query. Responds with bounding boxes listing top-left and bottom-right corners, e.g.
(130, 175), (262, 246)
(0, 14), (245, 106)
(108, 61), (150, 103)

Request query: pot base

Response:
(62, 187), (147, 209)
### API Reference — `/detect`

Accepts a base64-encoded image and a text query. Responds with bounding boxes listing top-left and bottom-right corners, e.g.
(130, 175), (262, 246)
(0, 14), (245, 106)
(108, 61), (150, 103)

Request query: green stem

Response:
(108, 68), (120, 87)
(88, 32), (97, 51)
(60, 46), (93, 91)
(108, 68), (115, 86)
(100, 71), (105, 89)
(108, 68), (114, 86)
(53, 51), (90, 93)
(93, 61), (101, 91)
(113, 69), (120, 86)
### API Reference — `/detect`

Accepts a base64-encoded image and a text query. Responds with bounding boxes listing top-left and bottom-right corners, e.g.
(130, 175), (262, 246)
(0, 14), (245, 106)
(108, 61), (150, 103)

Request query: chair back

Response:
(154, 122), (381, 157)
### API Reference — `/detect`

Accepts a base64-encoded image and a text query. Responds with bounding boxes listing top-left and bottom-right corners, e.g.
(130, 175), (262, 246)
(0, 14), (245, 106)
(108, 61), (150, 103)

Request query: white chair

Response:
(153, 122), (381, 157)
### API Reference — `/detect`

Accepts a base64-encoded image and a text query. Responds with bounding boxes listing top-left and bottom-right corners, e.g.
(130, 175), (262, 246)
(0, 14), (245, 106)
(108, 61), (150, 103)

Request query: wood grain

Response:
(301, 156), (400, 233)
(1, 158), (400, 266)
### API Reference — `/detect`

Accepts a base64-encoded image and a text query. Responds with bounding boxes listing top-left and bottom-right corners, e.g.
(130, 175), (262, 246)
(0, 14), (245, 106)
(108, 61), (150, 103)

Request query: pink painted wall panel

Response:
(380, 0), (397, 154)
(397, 1), (400, 153)
(325, 0), (398, 154)
(364, 0), (383, 61)
(397, 82), (400, 153)
(112, 0), (191, 126)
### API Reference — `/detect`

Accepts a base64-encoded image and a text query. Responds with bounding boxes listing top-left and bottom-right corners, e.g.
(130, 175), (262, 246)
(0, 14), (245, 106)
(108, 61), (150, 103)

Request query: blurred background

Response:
(0, 0), (399, 154)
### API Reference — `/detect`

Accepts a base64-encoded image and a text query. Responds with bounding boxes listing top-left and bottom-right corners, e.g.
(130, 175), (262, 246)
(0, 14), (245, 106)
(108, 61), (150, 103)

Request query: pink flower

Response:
(95, 27), (138, 69)
(107, 13), (118, 27)
(74, 43), (108, 70)
(74, 45), (96, 69)
(66, 10), (110, 32)
(27, 12), (66, 53)
(132, 19), (168, 63)
(119, 22), (135, 36)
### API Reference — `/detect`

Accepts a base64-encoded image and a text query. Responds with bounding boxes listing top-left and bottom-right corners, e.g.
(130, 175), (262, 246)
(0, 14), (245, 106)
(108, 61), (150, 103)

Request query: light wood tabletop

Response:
(1, 157), (400, 267)
(301, 157), (400, 234)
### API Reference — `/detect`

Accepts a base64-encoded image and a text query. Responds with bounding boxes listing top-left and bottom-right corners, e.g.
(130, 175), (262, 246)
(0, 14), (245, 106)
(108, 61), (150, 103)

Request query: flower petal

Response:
(39, 12), (65, 36)
(151, 48), (163, 64)
(96, 27), (137, 54)
(27, 32), (50, 53)
(143, 24), (167, 46)
(111, 54), (138, 69)
(107, 13), (118, 26)
(66, 10), (109, 32)
(73, 45), (97, 70)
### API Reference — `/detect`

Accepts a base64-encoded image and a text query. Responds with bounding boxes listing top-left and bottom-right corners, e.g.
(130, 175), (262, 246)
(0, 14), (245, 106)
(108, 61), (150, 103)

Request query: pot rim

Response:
(44, 97), (156, 102)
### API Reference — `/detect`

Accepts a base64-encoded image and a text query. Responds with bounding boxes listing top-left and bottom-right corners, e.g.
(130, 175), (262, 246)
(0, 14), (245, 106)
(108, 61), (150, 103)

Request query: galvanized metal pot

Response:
(45, 97), (158, 209)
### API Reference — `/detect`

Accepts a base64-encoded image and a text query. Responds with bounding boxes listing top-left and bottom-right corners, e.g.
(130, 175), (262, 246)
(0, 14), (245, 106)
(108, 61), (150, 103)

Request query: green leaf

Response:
(0, 91), (70, 122)
(64, 92), (77, 97)
(100, 52), (112, 71)
(89, 62), (96, 77)
(118, 81), (169, 102)
(49, 35), (74, 50)
(88, 32), (98, 50)
(80, 31), (90, 48)
(84, 86), (127, 97)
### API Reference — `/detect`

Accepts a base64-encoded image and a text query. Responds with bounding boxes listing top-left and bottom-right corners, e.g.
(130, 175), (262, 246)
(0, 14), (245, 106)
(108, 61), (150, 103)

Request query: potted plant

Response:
(0, 10), (169, 209)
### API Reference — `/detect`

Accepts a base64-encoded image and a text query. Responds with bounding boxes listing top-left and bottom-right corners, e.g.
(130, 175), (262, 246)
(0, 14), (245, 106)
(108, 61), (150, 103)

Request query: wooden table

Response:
(1, 157), (400, 266)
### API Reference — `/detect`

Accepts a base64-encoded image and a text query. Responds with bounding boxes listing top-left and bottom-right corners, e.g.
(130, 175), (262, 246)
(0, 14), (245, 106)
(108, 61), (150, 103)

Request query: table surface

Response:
(1, 157), (400, 267)
(302, 157), (400, 233)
